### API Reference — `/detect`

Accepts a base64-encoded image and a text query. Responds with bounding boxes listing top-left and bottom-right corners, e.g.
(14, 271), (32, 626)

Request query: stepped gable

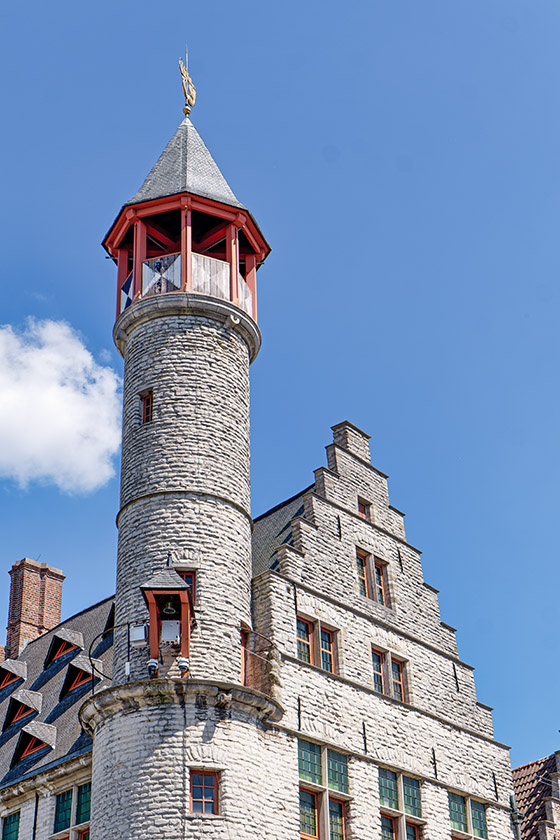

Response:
(0, 597), (113, 791)
(252, 488), (311, 576)
(513, 754), (560, 840)
(126, 117), (244, 209)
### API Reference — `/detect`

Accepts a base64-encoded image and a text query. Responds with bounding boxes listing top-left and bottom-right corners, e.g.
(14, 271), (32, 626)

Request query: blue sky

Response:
(0, 1), (558, 767)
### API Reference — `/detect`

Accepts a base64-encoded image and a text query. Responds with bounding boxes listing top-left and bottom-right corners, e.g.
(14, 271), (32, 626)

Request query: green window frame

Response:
(403, 776), (422, 817)
(54, 789), (73, 833)
(449, 793), (468, 833)
(76, 781), (91, 824)
(299, 739), (322, 785)
(471, 801), (488, 839)
(379, 768), (398, 809)
(2, 812), (20, 840)
(327, 750), (348, 794)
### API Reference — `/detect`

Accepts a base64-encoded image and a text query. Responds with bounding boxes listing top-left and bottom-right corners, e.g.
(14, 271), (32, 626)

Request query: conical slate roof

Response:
(127, 118), (245, 210)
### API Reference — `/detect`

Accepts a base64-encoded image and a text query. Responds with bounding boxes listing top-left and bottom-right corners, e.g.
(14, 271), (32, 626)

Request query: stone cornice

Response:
(113, 293), (261, 362)
(79, 678), (283, 735)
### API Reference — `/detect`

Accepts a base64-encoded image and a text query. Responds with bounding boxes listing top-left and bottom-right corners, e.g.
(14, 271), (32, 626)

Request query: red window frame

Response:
(392, 659), (405, 702)
(372, 648), (385, 693)
(329, 797), (347, 840)
(78, 831), (90, 840)
(406, 823), (420, 840)
(19, 735), (47, 759)
(357, 498), (370, 520)
(176, 570), (196, 603)
(320, 628), (335, 673)
(67, 669), (93, 692)
(381, 814), (397, 840)
(356, 550), (369, 598)
(49, 638), (78, 663)
(374, 562), (387, 606)
(141, 391), (153, 424)
(10, 702), (34, 724)
(0, 670), (19, 689)
(297, 617), (314, 665)
(190, 771), (218, 815)
(299, 788), (319, 839)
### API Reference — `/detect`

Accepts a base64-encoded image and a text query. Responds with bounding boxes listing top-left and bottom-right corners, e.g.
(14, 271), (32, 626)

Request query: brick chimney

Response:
(5, 558), (65, 658)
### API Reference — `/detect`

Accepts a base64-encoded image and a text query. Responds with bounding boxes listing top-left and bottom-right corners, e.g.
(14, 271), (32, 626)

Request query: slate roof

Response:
(127, 118), (245, 210)
(512, 754), (559, 840)
(0, 596), (114, 791)
(252, 487), (313, 577)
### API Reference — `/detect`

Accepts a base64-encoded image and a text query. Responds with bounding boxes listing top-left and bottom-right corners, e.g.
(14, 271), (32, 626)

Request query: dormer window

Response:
(0, 670), (20, 690)
(44, 631), (83, 669)
(13, 733), (48, 763)
(3, 700), (35, 730)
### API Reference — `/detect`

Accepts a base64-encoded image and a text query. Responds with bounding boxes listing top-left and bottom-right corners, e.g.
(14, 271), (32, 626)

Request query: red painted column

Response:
(181, 199), (192, 291)
(116, 249), (129, 319)
(179, 592), (190, 662)
(245, 254), (257, 322)
(133, 220), (147, 299)
(226, 223), (240, 305)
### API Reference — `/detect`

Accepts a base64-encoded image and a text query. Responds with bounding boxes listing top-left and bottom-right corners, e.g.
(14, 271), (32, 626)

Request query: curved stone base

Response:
(80, 680), (290, 840)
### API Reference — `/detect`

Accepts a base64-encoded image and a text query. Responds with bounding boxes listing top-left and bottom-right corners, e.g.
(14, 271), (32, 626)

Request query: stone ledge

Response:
(113, 293), (261, 362)
(79, 678), (284, 735)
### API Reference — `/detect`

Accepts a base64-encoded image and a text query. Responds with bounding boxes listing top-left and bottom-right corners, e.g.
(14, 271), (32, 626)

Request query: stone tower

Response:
(80, 97), (284, 838)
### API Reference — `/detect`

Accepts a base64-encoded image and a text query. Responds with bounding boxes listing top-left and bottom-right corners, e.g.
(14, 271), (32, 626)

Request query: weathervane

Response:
(179, 48), (196, 116)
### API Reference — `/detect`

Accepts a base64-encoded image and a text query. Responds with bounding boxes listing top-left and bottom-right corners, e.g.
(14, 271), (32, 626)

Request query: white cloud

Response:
(0, 320), (121, 493)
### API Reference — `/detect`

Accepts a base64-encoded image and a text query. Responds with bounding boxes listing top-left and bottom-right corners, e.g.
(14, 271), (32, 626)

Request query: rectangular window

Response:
(471, 801), (488, 839)
(356, 551), (369, 597)
(448, 793), (468, 833)
(297, 618), (313, 664)
(76, 781), (91, 824)
(392, 660), (404, 702)
(300, 789), (318, 838)
(375, 562), (386, 605)
(327, 750), (348, 794)
(403, 776), (422, 817)
(320, 629), (335, 673)
(177, 570), (196, 602)
(372, 649), (385, 693)
(357, 498), (370, 520)
(299, 740), (322, 785)
(141, 391), (153, 424)
(329, 799), (346, 840)
(406, 824), (420, 840)
(379, 768), (399, 809)
(54, 790), (73, 833)
(381, 815), (396, 840)
(190, 771), (218, 814)
(78, 832), (90, 840)
(2, 813), (19, 840)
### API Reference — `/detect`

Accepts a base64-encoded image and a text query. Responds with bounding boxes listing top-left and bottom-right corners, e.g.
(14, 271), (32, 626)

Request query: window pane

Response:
(298, 740), (322, 784)
(356, 554), (367, 596)
(297, 619), (312, 664)
(54, 790), (73, 833)
(372, 650), (384, 693)
(381, 815), (395, 840)
(379, 768), (398, 809)
(76, 781), (91, 824)
(321, 629), (334, 672)
(406, 824), (419, 840)
(392, 660), (404, 701)
(300, 790), (317, 837)
(192, 773), (203, 786)
(471, 801), (488, 839)
(403, 776), (421, 817)
(328, 750), (348, 794)
(329, 799), (345, 840)
(2, 812), (20, 840)
(448, 793), (467, 832)
(375, 564), (386, 605)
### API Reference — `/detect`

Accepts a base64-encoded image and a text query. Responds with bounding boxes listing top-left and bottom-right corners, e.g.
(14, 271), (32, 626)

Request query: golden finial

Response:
(179, 48), (196, 117)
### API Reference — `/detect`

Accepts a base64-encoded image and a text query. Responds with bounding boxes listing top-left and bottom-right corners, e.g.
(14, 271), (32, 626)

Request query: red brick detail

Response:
(0, 645), (5, 663)
(6, 558), (65, 658)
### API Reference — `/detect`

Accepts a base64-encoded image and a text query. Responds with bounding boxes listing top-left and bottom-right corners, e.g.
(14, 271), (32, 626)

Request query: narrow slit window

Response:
(356, 551), (369, 597)
(374, 563), (386, 605)
(320, 628), (335, 673)
(297, 618), (313, 665)
(392, 660), (405, 702)
(141, 391), (153, 424)
(372, 649), (385, 694)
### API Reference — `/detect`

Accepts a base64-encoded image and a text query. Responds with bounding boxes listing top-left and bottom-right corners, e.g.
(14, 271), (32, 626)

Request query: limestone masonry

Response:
(0, 91), (519, 840)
